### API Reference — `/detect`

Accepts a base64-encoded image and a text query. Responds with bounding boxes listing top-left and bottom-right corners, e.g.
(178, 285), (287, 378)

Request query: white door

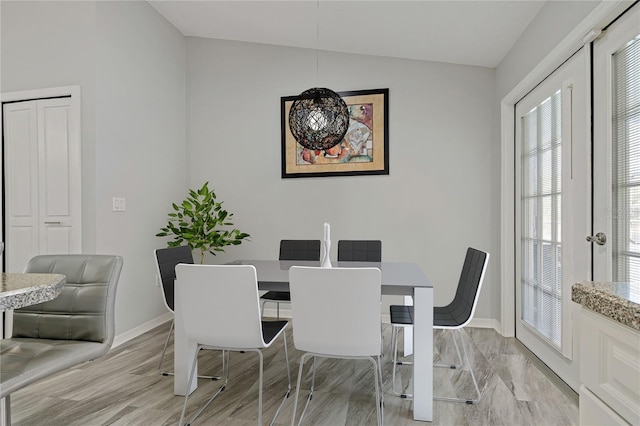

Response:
(593, 4), (640, 281)
(2, 96), (81, 272)
(514, 48), (589, 390)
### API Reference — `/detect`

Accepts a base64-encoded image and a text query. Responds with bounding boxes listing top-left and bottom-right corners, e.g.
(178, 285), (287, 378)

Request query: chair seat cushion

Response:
(390, 304), (462, 328)
(260, 291), (291, 302)
(0, 338), (107, 398)
(390, 305), (414, 325)
(261, 321), (288, 345)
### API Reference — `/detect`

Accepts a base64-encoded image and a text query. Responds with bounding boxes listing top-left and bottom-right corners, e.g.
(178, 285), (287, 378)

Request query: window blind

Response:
(613, 34), (640, 282)
(521, 90), (563, 348)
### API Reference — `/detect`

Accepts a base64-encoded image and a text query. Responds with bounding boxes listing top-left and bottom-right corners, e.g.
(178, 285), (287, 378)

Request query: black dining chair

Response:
(154, 245), (222, 380)
(260, 240), (321, 319)
(389, 247), (489, 403)
(337, 240), (382, 262)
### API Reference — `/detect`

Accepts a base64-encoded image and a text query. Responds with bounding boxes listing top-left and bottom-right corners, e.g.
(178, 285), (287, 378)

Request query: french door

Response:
(515, 48), (589, 390)
(593, 3), (640, 281)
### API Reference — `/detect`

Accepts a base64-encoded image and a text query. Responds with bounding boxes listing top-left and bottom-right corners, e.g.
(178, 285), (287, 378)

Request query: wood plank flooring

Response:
(7, 321), (578, 425)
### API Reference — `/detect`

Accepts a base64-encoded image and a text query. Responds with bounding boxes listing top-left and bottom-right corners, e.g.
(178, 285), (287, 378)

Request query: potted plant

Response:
(156, 182), (250, 264)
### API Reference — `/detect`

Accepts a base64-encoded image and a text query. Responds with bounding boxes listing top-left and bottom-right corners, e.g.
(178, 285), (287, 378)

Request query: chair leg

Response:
(159, 320), (222, 380)
(371, 356), (384, 426)
(181, 349), (230, 426)
(257, 351), (264, 425)
(270, 332), (292, 426)
(390, 324), (413, 398)
(433, 329), (482, 404)
(291, 352), (312, 426)
(179, 347), (201, 426)
(260, 300), (282, 320)
(159, 319), (174, 375)
(434, 328), (463, 369)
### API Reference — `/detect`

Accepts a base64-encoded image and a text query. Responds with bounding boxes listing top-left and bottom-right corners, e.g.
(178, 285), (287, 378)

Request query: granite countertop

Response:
(0, 272), (66, 311)
(572, 281), (640, 331)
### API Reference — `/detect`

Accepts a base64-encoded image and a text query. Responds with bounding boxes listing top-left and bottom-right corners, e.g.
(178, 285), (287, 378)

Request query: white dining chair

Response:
(288, 266), (383, 426)
(154, 246), (223, 380)
(175, 264), (291, 426)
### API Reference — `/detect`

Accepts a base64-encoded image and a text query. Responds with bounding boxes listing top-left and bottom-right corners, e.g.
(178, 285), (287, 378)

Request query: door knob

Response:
(586, 232), (607, 246)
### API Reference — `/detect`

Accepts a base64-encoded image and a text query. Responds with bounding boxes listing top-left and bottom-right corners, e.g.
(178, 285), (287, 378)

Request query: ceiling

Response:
(148, 0), (547, 68)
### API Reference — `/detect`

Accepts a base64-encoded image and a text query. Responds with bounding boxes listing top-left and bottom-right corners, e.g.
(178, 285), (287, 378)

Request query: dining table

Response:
(173, 260), (434, 422)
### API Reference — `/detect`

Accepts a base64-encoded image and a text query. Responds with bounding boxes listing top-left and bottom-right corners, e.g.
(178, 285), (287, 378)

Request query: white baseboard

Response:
(112, 312), (172, 348)
(468, 317), (501, 333)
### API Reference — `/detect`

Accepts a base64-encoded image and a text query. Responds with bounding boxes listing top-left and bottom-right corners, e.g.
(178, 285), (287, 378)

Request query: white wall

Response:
(1, 0), (187, 336)
(186, 38), (499, 320)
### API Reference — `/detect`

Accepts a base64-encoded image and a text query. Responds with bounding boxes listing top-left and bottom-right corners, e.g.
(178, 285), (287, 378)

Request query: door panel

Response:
(3, 96), (81, 273)
(515, 48), (588, 390)
(3, 101), (39, 272)
(593, 3), (640, 281)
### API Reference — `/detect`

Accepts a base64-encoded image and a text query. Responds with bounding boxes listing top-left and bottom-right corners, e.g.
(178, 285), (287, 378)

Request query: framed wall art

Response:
(281, 88), (389, 178)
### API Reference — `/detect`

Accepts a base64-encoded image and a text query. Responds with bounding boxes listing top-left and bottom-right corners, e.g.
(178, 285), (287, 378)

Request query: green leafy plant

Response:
(156, 182), (250, 264)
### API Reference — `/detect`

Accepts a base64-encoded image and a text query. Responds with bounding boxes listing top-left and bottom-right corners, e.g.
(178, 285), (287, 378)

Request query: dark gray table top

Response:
(228, 260), (431, 296)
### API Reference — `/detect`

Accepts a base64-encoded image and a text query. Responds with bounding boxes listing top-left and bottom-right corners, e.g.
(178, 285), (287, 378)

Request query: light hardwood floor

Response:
(8, 321), (578, 425)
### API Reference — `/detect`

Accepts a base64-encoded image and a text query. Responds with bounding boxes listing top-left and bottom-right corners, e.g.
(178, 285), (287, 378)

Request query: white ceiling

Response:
(148, 0), (547, 68)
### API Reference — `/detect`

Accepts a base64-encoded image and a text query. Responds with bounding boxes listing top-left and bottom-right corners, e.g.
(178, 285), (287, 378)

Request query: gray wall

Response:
(95, 1), (187, 334)
(1, 0), (187, 335)
(496, 0), (599, 99)
(186, 37), (498, 318)
(1, 0), (98, 254)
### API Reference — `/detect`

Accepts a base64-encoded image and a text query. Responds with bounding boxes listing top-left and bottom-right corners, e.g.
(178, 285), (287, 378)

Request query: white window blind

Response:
(613, 34), (640, 282)
(521, 90), (563, 348)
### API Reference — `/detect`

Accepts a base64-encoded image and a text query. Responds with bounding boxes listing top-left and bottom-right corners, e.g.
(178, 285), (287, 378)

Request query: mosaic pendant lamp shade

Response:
(288, 87), (349, 150)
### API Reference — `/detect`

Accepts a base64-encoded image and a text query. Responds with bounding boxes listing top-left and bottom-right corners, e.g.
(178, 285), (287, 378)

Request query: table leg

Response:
(174, 290), (198, 396)
(403, 295), (413, 356)
(413, 287), (433, 422)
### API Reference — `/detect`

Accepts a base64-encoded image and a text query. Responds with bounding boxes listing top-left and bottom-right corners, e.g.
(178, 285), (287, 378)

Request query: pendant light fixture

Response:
(288, 1), (349, 151)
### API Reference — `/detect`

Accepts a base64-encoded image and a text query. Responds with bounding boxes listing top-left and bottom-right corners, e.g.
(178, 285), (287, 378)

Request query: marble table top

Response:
(572, 281), (640, 331)
(0, 272), (66, 311)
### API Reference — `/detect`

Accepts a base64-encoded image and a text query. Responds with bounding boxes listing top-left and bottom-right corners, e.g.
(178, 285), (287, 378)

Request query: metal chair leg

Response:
(291, 352), (312, 426)
(260, 300), (282, 320)
(433, 329), (482, 404)
(181, 349), (229, 426)
(270, 332), (292, 426)
(159, 319), (223, 380)
(158, 319), (175, 375)
(390, 324), (413, 398)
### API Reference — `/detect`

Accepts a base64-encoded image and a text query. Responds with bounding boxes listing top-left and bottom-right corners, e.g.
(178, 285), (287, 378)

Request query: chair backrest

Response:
(13, 254), (123, 345)
(175, 264), (266, 349)
(289, 266), (381, 357)
(447, 247), (489, 329)
(154, 245), (194, 312)
(279, 240), (321, 261)
(337, 240), (382, 262)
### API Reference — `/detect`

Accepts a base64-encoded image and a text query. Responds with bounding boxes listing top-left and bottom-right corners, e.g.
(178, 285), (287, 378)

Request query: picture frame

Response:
(281, 88), (389, 178)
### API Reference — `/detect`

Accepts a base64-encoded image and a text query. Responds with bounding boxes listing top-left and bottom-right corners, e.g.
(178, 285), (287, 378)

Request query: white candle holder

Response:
(321, 239), (332, 268)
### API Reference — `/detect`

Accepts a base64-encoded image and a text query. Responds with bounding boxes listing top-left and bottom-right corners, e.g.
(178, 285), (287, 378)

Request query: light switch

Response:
(112, 197), (126, 212)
